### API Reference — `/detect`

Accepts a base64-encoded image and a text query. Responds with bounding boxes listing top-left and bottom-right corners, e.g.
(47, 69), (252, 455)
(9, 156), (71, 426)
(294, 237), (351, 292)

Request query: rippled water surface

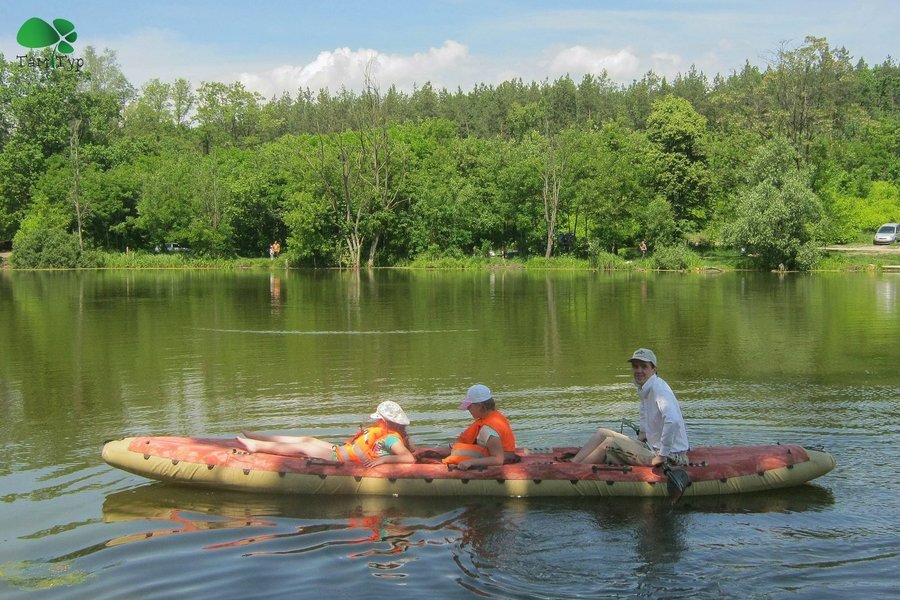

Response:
(1, 269), (898, 598)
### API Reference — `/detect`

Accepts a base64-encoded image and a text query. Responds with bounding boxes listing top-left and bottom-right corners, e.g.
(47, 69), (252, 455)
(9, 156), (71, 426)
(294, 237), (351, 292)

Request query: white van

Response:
(873, 223), (899, 245)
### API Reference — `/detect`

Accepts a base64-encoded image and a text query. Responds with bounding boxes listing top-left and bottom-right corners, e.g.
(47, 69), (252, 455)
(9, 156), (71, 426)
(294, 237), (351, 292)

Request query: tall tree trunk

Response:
(367, 234), (380, 268)
(347, 234), (363, 269)
(69, 119), (83, 251)
(542, 147), (561, 259)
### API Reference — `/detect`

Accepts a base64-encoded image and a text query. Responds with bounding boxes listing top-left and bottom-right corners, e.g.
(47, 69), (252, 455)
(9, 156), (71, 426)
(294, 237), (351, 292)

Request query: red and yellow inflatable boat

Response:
(102, 436), (835, 498)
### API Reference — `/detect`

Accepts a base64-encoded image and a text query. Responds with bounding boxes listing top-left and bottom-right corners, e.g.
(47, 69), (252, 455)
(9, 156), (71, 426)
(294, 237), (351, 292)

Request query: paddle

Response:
(621, 417), (691, 502)
(661, 463), (690, 503)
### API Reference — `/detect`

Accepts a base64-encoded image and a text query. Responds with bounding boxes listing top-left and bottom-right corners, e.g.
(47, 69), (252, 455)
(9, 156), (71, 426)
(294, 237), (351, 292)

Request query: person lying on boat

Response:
(442, 384), (517, 471)
(235, 400), (416, 468)
(570, 348), (690, 467)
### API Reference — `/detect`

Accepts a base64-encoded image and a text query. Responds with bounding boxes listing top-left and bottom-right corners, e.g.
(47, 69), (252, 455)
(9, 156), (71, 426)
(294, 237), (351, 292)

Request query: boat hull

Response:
(102, 436), (835, 498)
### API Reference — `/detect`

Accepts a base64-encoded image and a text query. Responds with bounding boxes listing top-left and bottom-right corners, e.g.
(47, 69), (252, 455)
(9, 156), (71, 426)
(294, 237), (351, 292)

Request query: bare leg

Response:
(571, 428), (634, 464)
(242, 430), (309, 443)
(571, 438), (611, 464)
(234, 435), (336, 460)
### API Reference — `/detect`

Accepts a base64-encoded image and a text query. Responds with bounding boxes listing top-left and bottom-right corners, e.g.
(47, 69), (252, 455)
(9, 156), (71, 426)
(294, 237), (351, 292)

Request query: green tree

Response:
(535, 126), (579, 257)
(124, 78), (173, 135)
(645, 95), (711, 233)
(765, 36), (855, 160)
(577, 124), (654, 253)
(395, 119), (475, 258)
(78, 46), (131, 145)
(723, 137), (823, 270)
(187, 151), (235, 255)
(0, 53), (79, 237)
(298, 74), (407, 268)
(224, 144), (287, 257)
(171, 78), (195, 128)
(575, 72), (623, 125)
(708, 62), (770, 138)
(0, 137), (43, 239)
(196, 82), (264, 150)
(130, 152), (197, 249)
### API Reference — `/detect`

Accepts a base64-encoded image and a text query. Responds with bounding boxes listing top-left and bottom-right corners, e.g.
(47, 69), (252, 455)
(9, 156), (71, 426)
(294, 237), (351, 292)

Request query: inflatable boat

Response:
(102, 436), (835, 498)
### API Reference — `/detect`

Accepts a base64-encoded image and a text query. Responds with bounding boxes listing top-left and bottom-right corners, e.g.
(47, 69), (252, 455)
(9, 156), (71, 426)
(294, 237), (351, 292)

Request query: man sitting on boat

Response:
(570, 348), (690, 467)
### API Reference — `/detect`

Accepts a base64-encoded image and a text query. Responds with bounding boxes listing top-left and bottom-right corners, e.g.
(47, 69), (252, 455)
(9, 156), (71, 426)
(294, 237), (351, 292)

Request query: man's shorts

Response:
(605, 435), (689, 467)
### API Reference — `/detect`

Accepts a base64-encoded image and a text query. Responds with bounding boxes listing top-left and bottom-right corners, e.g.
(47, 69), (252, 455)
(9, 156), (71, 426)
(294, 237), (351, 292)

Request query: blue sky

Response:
(2, 1), (897, 97)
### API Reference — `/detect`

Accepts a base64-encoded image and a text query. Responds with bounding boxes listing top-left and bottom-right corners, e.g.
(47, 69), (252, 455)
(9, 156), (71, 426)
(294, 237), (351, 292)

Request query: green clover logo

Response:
(17, 17), (78, 55)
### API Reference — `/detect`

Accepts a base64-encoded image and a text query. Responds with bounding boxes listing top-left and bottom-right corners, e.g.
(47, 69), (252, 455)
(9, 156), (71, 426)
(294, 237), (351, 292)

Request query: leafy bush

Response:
(589, 246), (630, 270)
(77, 248), (107, 268)
(793, 243), (824, 271)
(651, 244), (700, 270)
(11, 227), (81, 268)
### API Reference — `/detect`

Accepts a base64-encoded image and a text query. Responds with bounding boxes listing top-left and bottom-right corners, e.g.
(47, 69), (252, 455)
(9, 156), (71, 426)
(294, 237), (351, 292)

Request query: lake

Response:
(1, 268), (898, 598)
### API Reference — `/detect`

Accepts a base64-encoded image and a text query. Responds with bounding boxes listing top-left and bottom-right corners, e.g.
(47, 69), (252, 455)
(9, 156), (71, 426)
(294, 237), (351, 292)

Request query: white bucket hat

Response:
(370, 400), (410, 425)
(459, 384), (492, 409)
(628, 348), (657, 367)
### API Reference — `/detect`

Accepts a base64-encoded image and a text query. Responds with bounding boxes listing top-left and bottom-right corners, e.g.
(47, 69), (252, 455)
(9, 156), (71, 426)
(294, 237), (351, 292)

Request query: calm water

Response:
(1, 269), (898, 599)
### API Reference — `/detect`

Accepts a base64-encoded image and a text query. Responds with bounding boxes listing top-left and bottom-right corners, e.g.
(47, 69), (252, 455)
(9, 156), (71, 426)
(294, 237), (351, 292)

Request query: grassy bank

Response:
(89, 252), (290, 270)
(813, 251), (900, 271)
(4, 246), (900, 272)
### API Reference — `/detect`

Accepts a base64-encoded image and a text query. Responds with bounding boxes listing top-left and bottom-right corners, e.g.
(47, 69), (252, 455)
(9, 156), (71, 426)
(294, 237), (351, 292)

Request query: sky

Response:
(2, 1), (897, 98)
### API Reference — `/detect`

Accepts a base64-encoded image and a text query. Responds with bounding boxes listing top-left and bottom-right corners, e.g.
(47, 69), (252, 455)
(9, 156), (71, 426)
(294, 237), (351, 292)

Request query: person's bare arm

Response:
(456, 436), (504, 470)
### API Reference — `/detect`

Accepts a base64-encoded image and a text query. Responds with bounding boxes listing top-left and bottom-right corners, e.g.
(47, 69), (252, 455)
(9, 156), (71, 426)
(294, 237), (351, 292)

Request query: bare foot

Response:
(234, 436), (257, 452)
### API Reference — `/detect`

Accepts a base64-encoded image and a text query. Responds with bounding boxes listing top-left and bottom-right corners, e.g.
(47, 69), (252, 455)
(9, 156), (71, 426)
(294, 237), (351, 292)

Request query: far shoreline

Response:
(3, 244), (900, 273)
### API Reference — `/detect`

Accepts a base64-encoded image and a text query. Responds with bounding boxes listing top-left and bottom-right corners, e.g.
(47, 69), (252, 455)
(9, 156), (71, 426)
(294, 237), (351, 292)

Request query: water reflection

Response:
(675, 484), (834, 513)
(875, 277), (897, 314)
(102, 485), (468, 580)
(269, 274), (282, 311)
(99, 483), (835, 595)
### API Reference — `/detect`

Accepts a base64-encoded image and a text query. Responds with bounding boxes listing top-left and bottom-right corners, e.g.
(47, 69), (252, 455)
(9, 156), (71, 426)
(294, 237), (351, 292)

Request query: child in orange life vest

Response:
(235, 401), (416, 468)
(443, 384), (516, 470)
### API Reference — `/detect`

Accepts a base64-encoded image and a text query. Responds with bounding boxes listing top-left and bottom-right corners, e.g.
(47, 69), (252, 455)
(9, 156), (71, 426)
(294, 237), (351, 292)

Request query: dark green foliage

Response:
(722, 138), (824, 270)
(11, 226), (80, 268)
(651, 244), (700, 270)
(642, 197), (678, 247)
(0, 37), (898, 270)
(588, 243), (630, 270)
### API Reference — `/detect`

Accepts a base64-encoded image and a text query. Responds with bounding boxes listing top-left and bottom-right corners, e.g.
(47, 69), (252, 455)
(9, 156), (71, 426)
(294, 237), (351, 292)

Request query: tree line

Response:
(1, 36), (898, 269)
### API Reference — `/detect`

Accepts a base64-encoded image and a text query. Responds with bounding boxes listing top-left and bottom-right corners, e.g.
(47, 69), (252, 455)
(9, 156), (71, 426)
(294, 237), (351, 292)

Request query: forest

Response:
(1, 35), (898, 270)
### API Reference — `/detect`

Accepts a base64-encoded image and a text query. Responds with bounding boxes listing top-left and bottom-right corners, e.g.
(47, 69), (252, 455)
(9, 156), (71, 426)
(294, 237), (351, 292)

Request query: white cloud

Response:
(236, 40), (476, 97)
(544, 45), (642, 80)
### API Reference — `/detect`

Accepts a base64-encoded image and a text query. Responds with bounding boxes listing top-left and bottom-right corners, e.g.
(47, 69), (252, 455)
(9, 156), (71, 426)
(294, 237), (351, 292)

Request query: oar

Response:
(662, 463), (690, 503)
(618, 417), (691, 501)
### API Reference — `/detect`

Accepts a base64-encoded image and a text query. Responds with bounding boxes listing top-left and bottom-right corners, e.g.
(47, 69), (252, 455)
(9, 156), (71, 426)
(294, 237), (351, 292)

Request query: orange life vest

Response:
(335, 422), (400, 463)
(442, 411), (516, 465)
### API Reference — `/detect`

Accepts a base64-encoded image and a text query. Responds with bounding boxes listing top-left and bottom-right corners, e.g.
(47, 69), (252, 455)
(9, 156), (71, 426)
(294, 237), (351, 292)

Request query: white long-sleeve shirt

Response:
(637, 374), (690, 457)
